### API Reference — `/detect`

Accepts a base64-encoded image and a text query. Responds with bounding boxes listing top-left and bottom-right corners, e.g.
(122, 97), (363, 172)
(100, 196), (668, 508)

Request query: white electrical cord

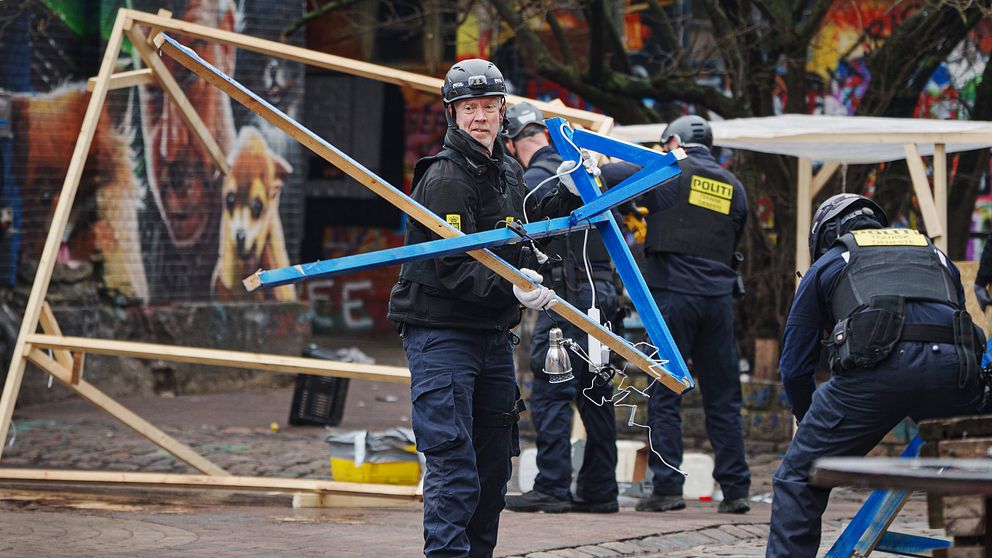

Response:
(561, 336), (687, 478)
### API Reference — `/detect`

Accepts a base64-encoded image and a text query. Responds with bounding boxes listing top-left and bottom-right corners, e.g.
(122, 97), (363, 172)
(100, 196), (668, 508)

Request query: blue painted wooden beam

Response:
(874, 531), (950, 557)
(545, 117), (692, 387)
(569, 156), (681, 225)
(254, 213), (606, 288)
(825, 435), (928, 558)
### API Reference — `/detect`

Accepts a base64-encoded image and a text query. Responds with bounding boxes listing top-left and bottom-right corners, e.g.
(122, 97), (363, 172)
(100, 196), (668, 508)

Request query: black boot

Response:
(505, 490), (572, 513)
(634, 494), (685, 512)
(571, 498), (619, 514)
(717, 497), (750, 514)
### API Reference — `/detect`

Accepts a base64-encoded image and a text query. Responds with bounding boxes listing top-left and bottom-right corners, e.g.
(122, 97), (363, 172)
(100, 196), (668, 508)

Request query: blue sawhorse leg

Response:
(825, 434), (950, 557)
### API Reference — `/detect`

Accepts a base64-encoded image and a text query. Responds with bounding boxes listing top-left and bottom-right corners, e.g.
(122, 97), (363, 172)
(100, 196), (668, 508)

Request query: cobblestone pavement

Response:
(0, 372), (943, 557)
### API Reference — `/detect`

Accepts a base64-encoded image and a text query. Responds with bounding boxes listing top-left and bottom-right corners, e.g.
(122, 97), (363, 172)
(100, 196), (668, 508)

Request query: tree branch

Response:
(545, 10), (575, 68)
(858, 5), (983, 116)
(282, 0), (363, 40)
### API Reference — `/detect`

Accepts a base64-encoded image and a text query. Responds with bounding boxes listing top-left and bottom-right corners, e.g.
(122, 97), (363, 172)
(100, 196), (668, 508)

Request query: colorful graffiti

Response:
(301, 226), (405, 334)
(0, 0), (304, 304)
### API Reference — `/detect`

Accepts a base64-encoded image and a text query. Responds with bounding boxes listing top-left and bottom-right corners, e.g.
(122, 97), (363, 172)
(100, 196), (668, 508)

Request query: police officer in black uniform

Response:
(501, 102), (621, 514)
(387, 59), (580, 558)
(634, 115), (752, 514)
(767, 194), (983, 557)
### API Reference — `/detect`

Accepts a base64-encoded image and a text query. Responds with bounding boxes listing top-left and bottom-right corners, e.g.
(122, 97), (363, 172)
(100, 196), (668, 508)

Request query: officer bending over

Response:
(387, 60), (581, 558)
(501, 102), (621, 514)
(766, 194), (983, 557)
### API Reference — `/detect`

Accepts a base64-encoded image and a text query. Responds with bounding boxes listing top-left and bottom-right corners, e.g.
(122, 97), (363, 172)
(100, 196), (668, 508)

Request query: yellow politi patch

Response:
(688, 175), (733, 214)
(852, 228), (928, 247)
(446, 214), (462, 231)
(506, 216), (514, 223)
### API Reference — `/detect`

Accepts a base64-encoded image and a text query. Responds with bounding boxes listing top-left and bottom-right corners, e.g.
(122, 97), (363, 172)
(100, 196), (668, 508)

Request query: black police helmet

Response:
(504, 102), (546, 140)
(441, 59), (506, 104)
(809, 193), (888, 262)
(661, 115), (713, 149)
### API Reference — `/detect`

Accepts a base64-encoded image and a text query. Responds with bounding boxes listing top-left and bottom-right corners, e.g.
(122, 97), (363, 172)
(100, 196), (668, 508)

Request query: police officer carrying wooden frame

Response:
(387, 59), (582, 558)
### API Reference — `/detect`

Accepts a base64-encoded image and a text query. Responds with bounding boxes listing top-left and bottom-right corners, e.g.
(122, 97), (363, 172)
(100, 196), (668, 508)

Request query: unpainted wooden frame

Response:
(0, 8), (612, 503)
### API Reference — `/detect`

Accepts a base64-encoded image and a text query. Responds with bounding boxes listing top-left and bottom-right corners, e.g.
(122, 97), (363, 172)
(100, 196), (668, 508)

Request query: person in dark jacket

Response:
(501, 102), (621, 514)
(633, 116), (752, 515)
(973, 231), (992, 311)
(387, 60), (580, 558)
(766, 193), (983, 557)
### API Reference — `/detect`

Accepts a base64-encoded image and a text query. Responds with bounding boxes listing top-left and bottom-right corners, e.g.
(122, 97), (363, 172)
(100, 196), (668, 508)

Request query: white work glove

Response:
(580, 149), (602, 178)
(513, 268), (558, 310)
(556, 160), (580, 196)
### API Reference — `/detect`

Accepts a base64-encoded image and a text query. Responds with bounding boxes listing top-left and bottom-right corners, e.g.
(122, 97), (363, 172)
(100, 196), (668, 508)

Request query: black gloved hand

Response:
(974, 284), (992, 312)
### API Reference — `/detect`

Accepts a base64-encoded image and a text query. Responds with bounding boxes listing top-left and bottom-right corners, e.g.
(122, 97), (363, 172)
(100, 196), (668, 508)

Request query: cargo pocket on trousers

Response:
(411, 371), (460, 453)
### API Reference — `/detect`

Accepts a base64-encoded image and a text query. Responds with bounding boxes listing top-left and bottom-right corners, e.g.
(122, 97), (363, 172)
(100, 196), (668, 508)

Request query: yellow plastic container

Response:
(330, 457), (421, 485)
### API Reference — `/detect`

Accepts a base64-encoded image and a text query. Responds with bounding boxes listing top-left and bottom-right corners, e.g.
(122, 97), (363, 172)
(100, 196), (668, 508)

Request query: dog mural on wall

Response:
(212, 126), (295, 302)
(134, 0), (240, 301)
(12, 85), (149, 301)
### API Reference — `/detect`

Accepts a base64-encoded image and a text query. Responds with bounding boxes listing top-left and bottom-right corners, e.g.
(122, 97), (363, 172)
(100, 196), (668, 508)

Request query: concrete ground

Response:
(0, 334), (946, 557)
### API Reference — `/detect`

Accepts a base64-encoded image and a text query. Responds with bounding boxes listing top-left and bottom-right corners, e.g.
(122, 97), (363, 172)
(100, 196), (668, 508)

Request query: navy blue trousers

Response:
(646, 289), (750, 500)
(766, 341), (981, 558)
(403, 326), (519, 558)
(528, 279), (619, 503)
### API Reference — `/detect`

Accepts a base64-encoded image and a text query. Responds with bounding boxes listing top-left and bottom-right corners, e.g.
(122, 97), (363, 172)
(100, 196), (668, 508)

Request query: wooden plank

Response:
(154, 32), (690, 395)
(145, 8), (173, 46)
(933, 143), (947, 253)
(37, 302), (73, 372)
(796, 157), (813, 275)
(919, 415), (992, 442)
(292, 493), (422, 508)
(942, 495), (986, 537)
(25, 334), (410, 383)
(0, 10), (130, 464)
(904, 143), (944, 240)
(86, 68), (155, 92)
(715, 132), (992, 145)
(27, 348), (229, 476)
(939, 438), (992, 458)
(810, 161), (840, 198)
(123, 9), (609, 130)
(126, 25), (229, 176)
(0, 469), (419, 499)
(69, 351), (84, 385)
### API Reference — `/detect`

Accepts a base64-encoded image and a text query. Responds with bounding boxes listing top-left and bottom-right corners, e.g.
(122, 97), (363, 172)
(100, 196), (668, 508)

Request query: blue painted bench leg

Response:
(824, 435), (950, 557)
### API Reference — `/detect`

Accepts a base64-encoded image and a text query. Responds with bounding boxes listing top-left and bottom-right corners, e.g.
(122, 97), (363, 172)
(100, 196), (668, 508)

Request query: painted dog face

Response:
(222, 127), (291, 262)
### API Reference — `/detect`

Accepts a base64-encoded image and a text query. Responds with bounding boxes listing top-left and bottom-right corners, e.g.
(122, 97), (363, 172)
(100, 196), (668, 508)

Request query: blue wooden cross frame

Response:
(155, 32), (694, 394)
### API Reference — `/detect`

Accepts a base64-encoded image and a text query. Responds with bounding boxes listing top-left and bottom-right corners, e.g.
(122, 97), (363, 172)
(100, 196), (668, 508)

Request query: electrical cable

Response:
(559, 335), (687, 478)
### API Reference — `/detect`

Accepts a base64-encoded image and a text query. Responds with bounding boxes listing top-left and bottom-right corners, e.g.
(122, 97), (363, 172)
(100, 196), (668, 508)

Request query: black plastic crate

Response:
(288, 344), (352, 427)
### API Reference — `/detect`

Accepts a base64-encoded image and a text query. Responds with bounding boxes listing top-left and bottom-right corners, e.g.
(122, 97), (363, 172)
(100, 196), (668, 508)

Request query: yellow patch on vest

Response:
(505, 216), (515, 223)
(851, 228), (928, 247)
(688, 175), (733, 215)
(446, 214), (462, 231)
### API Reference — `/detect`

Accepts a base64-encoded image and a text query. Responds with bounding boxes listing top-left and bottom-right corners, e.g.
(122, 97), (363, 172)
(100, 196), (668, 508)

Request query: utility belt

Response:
(825, 295), (983, 388)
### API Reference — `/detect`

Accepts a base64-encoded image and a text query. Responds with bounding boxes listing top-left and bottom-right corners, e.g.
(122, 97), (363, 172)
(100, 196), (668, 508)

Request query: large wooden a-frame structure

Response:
(0, 8), (618, 502)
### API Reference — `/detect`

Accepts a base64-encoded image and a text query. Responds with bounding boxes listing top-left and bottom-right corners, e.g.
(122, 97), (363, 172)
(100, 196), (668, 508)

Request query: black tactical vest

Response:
(644, 171), (736, 265)
(830, 228), (958, 322)
(399, 149), (524, 289)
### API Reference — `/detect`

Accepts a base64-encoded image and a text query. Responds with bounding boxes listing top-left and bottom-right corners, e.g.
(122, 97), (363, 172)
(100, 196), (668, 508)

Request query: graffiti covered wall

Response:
(0, 0), (305, 305)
